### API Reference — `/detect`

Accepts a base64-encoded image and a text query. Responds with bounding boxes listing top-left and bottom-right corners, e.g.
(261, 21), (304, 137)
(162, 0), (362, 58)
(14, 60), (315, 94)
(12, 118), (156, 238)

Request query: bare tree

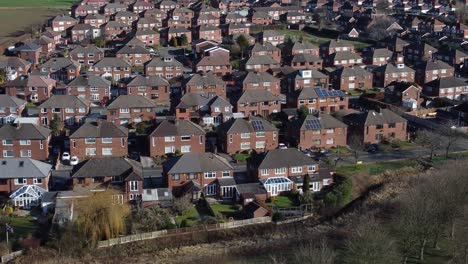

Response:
(436, 122), (465, 158)
(415, 130), (440, 160)
(293, 239), (336, 264)
(173, 194), (193, 215)
(348, 132), (364, 165)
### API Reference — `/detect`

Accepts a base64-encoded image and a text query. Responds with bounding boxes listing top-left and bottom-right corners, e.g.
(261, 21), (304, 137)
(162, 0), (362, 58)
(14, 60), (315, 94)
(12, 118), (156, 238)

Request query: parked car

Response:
(302, 149), (313, 157)
(62, 152), (70, 161)
(129, 151), (140, 161)
(70, 156), (79, 166)
(278, 143), (288, 149)
(367, 144), (379, 153)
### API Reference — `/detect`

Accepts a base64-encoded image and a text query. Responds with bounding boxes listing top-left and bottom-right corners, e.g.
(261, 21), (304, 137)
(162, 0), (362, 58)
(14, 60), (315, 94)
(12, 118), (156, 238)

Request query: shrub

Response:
(272, 212), (283, 222)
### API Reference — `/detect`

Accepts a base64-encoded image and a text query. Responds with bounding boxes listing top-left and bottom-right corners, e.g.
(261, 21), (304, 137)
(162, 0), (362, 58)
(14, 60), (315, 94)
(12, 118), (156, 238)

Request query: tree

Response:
(169, 36), (178, 47)
(348, 132), (364, 165)
(375, 0), (390, 13)
(0, 69), (6, 85)
(173, 195), (192, 215)
(341, 217), (401, 264)
(50, 114), (61, 136)
(179, 34), (188, 46)
(133, 206), (171, 232)
(297, 105), (309, 120)
(294, 239), (336, 264)
(236, 34), (250, 59)
(74, 190), (130, 246)
(437, 122), (465, 158)
(368, 17), (395, 41)
(302, 173), (311, 194)
(414, 130), (439, 160)
(93, 36), (106, 48)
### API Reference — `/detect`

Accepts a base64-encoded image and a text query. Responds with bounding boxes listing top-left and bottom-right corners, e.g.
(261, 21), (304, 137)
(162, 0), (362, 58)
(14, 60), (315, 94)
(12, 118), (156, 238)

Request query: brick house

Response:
(387, 36), (409, 52)
(69, 121), (128, 159)
(0, 95), (26, 125)
(103, 3), (127, 16)
(195, 56), (232, 77)
(135, 28), (160, 46)
(70, 24), (99, 42)
(423, 76), (468, 100)
(14, 42), (42, 65)
(149, 120), (205, 156)
(163, 153), (234, 197)
(172, 7), (195, 21)
(116, 45), (152, 66)
(325, 51), (363, 67)
(195, 14), (220, 26)
(0, 158), (51, 208)
(106, 95), (157, 126)
(197, 5), (222, 18)
(114, 11), (139, 26)
(372, 63), (416, 88)
(226, 23), (250, 36)
(245, 55), (280, 72)
(281, 12), (306, 24)
(195, 25), (222, 43)
(162, 27), (192, 46)
(39, 58), (81, 83)
(0, 57), (31, 78)
(4, 75), (56, 103)
(290, 69), (329, 91)
(64, 75), (111, 104)
(224, 13), (248, 24)
(38, 95), (91, 127)
(218, 117), (278, 154)
(175, 93), (233, 126)
(185, 72), (226, 98)
(294, 88), (348, 113)
(90, 57), (132, 82)
(291, 41), (319, 56)
(126, 75), (171, 111)
(0, 124), (51, 160)
(132, 0), (154, 13)
(83, 14), (107, 28)
(250, 42), (282, 63)
(415, 59), (454, 84)
(70, 45), (104, 67)
(235, 90), (282, 117)
(287, 114), (347, 150)
(166, 17), (192, 28)
(344, 109), (408, 144)
(34, 36), (55, 54)
(158, 0), (179, 13)
(404, 43), (437, 63)
(136, 17), (158, 30)
(102, 21), (131, 40)
(291, 53), (323, 70)
(261, 30), (285, 46)
(145, 56), (184, 79)
(366, 48), (393, 66)
(384, 83), (422, 109)
(240, 71), (281, 95)
(320, 39), (355, 57)
(51, 15), (78, 32)
(330, 66), (373, 91)
(251, 12), (273, 25)
(73, 4), (100, 18)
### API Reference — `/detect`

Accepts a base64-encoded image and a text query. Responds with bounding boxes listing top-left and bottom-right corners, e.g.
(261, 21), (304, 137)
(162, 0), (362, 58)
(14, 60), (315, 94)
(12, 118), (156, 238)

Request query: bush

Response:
(272, 212), (283, 222)
(324, 177), (353, 208)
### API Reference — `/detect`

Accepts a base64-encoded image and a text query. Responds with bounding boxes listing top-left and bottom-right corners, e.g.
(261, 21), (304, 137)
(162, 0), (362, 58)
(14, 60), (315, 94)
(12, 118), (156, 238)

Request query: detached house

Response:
(106, 95), (157, 126)
(149, 120), (205, 156)
(38, 95), (91, 127)
(69, 121), (128, 159)
(5, 75), (56, 103)
(0, 95), (26, 125)
(90, 57), (131, 82)
(345, 109), (408, 144)
(0, 124), (51, 160)
(64, 75), (111, 104)
(288, 114), (347, 150)
(218, 117), (278, 154)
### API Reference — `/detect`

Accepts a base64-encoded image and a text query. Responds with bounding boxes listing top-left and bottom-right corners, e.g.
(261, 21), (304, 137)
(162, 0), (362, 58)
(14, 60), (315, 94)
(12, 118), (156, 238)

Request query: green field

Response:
(0, 0), (75, 8)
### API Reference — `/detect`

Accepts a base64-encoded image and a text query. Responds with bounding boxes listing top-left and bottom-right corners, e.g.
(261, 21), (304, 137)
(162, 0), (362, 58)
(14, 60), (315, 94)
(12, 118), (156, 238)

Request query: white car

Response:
(278, 143), (288, 149)
(62, 152), (70, 161)
(70, 156), (79, 166)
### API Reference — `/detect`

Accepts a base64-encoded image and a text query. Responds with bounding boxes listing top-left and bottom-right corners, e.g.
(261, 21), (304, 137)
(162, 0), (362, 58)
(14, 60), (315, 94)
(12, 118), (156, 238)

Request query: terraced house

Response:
(69, 121), (128, 159)
(0, 124), (51, 160)
(149, 120), (205, 156)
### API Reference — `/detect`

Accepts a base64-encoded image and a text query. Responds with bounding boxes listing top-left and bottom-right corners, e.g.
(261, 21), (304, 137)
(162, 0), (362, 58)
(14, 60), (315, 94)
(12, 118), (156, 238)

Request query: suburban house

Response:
(235, 89), (282, 117)
(366, 48), (393, 66)
(0, 95), (26, 125)
(39, 58), (81, 83)
(0, 56), (31, 77)
(320, 39), (355, 57)
(145, 56), (184, 79)
(0, 158), (51, 208)
(384, 83), (422, 109)
(148, 119), (206, 156)
(185, 72), (227, 98)
(195, 56), (232, 77)
(13, 42), (42, 65)
(260, 30), (285, 46)
(69, 121), (128, 159)
(423, 76), (468, 100)
(415, 59), (454, 84)
(4, 75), (56, 103)
(38, 95), (91, 127)
(0, 123), (51, 160)
(404, 43), (437, 62)
(372, 63), (416, 88)
(330, 66), (373, 91)
(325, 51), (363, 67)
(247, 148), (321, 196)
(116, 45), (152, 66)
(290, 41), (319, 56)
(344, 109), (408, 144)
(291, 69), (329, 91)
(52, 15), (78, 32)
(175, 93), (233, 126)
(90, 57), (132, 82)
(69, 45), (104, 67)
(250, 42), (282, 63)
(126, 75), (171, 111)
(163, 153), (234, 198)
(290, 53), (323, 70)
(64, 75), (111, 105)
(240, 71), (281, 95)
(287, 114), (347, 150)
(245, 55), (280, 72)
(294, 88), (349, 113)
(218, 117), (278, 154)
(135, 28), (160, 46)
(106, 95), (157, 126)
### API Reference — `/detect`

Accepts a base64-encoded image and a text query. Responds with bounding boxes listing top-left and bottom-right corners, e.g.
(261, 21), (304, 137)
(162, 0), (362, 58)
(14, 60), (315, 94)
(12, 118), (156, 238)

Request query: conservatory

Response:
(9, 185), (47, 209)
(261, 177), (293, 196)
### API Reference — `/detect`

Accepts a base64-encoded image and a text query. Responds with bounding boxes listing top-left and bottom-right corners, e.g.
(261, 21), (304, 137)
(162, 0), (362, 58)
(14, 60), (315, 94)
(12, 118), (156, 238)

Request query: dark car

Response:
(367, 144), (379, 153)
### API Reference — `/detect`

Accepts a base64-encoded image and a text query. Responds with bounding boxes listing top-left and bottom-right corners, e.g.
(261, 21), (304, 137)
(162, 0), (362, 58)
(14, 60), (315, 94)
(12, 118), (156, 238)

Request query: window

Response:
(326, 129), (334, 134)
(376, 124), (383, 129)
(85, 148), (96, 156)
(256, 132), (265, 137)
(20, 150), (31, 157)
(326, 138), (334, 145)
(291, 167), (302, 173)
(199, 135), (203, 144)
(85, 138), (96, 144)
(273, 132), (277, 140)
(275, 167), (286, 175)
(129, 181), (138, 191)
(40, 140), (44, 150)
(181, 145), (191, 153)
(388, 123), (396, 128)
(165, 146), (175, 153)
(14, 178), (27, 185)
(188, 173), (197, 180)
(261, 169), (268, 176)
(241, 133), (250, 138)
(78, 108), (86, 113)
(312, 129), (321, 135)
(164, 136), (175, 142)
(120, 108), (130, 113)
(171, 174), (180, 180)
(222, 171), (230, 177)
(2, 140), (13, 146)
(65, 108), (74, 113)
(308, 165), (316, 172)
(91, 94), (99, 101)
(240, 142), (251, 150)
(204, 171), (216, 178)
(181, 135), (191, 141)
(33, 178), (42, 184)
(102, 138), (113, 144)
(102, 148), (113, 156)
(256, 141), (266, 149)
(111, 175), (123, 183)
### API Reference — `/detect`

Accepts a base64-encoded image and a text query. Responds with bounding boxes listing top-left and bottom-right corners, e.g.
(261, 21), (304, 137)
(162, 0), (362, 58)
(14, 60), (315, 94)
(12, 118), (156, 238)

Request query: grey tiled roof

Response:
(333, 66), (371, 78)
(292, 41), (318, 52)
(255, 148), (315, 169)
(330, 51), (362, 61)
(425, 76), (467, 88)
(298, 114), (347, 130)
(70, 45), (103, 56)
(237, 89), (280, 103)
(165, 153), (232, 174)
(364, 109), (406, 126)
(0, 123), (51, 140)
(186, 72), (225, 86)
(292, 53), (322, 63)
(41, 58), (79, 70)
(5, 75), (56, 88)
(116, 45), (151, 55)
(242, 72), (279, 84)
(146, 56), (183, 67)
(0, 158), (52, 179)
(39, 95), (91, 108)
(421, 59), (452, 71)
(245, 55), (278, 65)
(0, 95), (26, 108)
(127, 75), (169, 87)
(70, 121), (128, 138)
(220, 116), (278, 134)
(374, 63), (415, 74)
(251, 42), (280, 53)
(150, 119), (205, 137)
(66, 75), (111, 88)
(94, 57), (131, 68)
(107, 95), (156, 109)
(72, 157), (133, 178)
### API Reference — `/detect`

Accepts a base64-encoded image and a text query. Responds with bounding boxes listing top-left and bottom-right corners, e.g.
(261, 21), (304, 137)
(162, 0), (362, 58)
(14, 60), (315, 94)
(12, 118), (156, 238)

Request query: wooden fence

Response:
(1, 250), (23, 263)
(97, 217), (271, 248)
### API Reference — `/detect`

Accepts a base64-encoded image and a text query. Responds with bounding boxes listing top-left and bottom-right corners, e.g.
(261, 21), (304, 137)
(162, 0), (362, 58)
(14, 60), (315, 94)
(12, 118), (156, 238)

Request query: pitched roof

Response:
(146, 56), (183, 67)
(425, 76), (467, 88)
(93, 57), (131, 68)
(246, 55), (278, 65)
(333, 66), (371, 78)
(254, 148), (316, 169)
(116, 45), (151, 55)
(66, 75), (111, 88)
(0, 95), (26, 108)
(291, 53), (322, 63)
(364, 109), (406, 125)
(420, 59), (452, 71)
(127, 75), (169, 87)
(0, 124), (50, 140)
(5, 75), (56, 88)
(292, 41), (318, 51)
(41, 58), (79, 70)
(165, 153), (232, 174)
(220, 116), (278, 134)
(72, 157), (133, 178)
(237, 89), (281, 103)
(297, 114), (347, 130)
(0, 158), (52, 179)
(107, 95), (156, 109)
(150, 120), (205, 137)
(70, 45), (103, 56)
(186, 72), (225, 86)
(196, 56), (230, 66)
(251, 42), (280, 53)
(242, 71), (279, 84)
(39, 95), (91, 108)
(70, 121), (128, 138)
(298, 88), (346, 100)
(373, 63), (415, 74)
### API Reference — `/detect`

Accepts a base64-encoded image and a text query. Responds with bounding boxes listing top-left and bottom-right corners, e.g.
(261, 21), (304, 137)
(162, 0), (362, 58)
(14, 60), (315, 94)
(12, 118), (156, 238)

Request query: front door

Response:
(271, 185), (278, 196)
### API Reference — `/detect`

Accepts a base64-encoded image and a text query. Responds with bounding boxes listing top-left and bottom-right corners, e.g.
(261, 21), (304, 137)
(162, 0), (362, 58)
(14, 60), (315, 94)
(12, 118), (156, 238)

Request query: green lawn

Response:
(0, 0), (76, 8)
(267, 195), (297, 208)
(329, 146), (350, 154)
(175, 207), (199, 227)
(210, 204), (242, 220)
(233, 153), (250, 162)
(336, 159), (419, 176)
(2, 216), (39, 239)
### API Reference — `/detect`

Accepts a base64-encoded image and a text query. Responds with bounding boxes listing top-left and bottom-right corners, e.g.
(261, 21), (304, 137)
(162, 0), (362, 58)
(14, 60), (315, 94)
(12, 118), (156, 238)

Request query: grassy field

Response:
(0, 9), (65, 38)
(268, 195), (297, 208)
(276, 29), (371, 50)
(336, 159), (419, 176)
(0, 0), (75, 8)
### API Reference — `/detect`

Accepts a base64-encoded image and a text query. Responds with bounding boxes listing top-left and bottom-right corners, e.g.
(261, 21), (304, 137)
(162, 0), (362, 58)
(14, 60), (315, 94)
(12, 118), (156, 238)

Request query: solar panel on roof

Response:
(305, 119), (321, 130)
(251, 120), (264, 131)
(315, 88), (345, 98)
